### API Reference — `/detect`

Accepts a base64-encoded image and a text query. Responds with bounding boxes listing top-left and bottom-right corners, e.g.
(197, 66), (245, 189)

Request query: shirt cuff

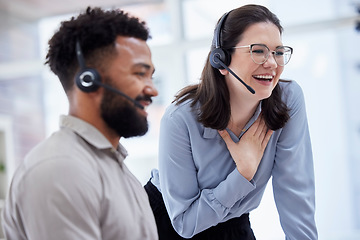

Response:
(212, 169), (256, 208)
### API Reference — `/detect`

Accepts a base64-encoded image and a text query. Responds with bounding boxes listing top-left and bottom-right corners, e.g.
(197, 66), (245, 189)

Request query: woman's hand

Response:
(218, 117), (273, 181)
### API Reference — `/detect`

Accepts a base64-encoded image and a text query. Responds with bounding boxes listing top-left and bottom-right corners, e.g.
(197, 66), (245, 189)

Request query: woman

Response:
(145, 4), (317, 240)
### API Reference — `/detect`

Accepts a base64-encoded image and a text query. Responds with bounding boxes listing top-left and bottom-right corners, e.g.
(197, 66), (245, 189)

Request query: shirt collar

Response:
(203, 101), (262, 139)
(59, 115), (128, 158)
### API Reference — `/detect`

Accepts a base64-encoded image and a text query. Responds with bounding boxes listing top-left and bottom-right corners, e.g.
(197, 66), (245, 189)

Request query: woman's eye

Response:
(252, 50), (264, 54)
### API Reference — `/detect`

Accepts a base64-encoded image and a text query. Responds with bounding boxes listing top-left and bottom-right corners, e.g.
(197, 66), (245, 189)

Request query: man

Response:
(1, 7), (158, 240)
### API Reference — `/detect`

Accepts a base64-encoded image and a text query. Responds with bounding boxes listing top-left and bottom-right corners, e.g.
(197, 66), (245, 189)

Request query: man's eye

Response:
(135, 72), (146, 77)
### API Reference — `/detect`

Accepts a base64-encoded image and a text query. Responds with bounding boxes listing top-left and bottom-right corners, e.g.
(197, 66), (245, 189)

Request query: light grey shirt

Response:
(1, 115), (158, 240)
(151, 80), (317, 239)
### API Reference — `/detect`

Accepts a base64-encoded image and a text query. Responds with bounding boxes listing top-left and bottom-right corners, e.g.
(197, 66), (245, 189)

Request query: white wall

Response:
(124, 1), (360, 239)
(9, 0), (360, 239)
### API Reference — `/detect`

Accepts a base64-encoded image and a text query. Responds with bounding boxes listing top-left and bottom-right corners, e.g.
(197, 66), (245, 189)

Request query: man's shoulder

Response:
(17, 128), (99, 185)
(26, 128), (83, 165)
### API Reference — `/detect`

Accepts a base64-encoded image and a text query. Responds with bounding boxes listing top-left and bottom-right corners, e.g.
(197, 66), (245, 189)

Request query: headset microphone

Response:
(209, 11), (255, 94)
(215, 56), (255, 94)
(75, 40), (144, 110)
(93, 81), (144, 109)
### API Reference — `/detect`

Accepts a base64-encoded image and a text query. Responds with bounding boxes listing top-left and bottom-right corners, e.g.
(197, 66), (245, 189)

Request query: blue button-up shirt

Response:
(151, 80), (317, 239)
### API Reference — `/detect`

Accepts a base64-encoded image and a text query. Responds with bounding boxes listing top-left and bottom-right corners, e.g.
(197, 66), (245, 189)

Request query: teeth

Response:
(253, 75), (273, 81)
(253, 75), (273, 80)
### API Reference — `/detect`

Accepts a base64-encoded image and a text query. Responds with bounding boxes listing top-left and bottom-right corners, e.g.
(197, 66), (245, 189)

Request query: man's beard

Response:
(100, 87), (148, 138)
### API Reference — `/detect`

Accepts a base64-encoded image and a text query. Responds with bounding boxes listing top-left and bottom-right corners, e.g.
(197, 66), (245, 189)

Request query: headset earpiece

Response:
(209, 11), (231, 70)
(75, 40), (102, 92)
(210, 48), (231, 69)
(75, 68), (101, 93)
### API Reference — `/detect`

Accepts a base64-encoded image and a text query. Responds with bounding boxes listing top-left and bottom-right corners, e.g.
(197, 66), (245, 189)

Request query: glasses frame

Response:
(232, 44), (293, 66)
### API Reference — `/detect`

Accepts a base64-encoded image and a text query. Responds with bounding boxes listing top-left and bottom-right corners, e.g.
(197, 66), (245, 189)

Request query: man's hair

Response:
(45, 7), (150, 92)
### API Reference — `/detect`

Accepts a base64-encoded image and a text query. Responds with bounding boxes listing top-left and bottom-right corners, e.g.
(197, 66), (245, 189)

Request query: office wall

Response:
(0, 0), (359, 239)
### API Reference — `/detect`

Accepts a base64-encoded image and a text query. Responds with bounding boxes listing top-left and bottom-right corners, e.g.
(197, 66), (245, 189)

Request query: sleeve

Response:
(272, 81), (318, 239)
(158, 106), (255, 238)
(4, 156), (103, 240)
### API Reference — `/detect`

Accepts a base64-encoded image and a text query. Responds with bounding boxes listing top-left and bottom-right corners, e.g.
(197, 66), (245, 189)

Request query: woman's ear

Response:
(219, 68), (229, 76)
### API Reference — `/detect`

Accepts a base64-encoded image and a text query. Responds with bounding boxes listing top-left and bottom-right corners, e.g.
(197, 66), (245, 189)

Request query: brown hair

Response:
(174, 4), (289, 130)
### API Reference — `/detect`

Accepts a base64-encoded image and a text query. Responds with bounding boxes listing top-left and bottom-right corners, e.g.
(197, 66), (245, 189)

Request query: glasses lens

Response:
(274, 46), (292, 66)
(250, 44), (269, 64)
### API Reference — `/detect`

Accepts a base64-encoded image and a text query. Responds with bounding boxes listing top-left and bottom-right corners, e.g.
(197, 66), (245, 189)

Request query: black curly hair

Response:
(45, 7), (150, 92)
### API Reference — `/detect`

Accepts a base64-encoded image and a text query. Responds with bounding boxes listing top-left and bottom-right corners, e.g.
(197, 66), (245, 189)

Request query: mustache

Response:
(135, 95), (153, 104)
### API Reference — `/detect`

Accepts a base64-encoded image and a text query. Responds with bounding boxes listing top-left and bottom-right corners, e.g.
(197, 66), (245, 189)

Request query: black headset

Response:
(208, 11), (255, 94)
(75, 40), (101, 93)
(73, 40), (145, 108)
(209, 11), (232, 69)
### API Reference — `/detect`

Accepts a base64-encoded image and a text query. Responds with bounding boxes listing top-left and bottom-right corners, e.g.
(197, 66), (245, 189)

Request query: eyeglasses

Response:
(232, 44), (293, 66)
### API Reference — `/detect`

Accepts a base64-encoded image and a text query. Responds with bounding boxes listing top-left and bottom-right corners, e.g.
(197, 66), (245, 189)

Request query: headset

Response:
(210, 11), (232, 70)
(75, 40), (102, 93)
(74, 40), (144, 109)
(209, 11), (255, 94)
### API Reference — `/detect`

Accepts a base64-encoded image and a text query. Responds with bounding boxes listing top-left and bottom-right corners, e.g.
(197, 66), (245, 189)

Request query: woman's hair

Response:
(174, 4), (289, 131)
(45, 7), (150, 92)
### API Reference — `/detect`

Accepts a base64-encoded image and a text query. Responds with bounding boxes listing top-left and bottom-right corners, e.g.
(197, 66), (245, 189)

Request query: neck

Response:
(69, 111), (121, 149)
(69, 90), (121, 148)
(228, 97), (260, 136)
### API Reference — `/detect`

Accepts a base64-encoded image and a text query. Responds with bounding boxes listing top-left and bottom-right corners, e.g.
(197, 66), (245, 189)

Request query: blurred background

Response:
(0, 0), (359, 239)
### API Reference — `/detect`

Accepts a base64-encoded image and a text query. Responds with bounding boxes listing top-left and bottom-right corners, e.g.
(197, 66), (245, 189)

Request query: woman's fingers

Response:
(218, 129), (234, 149)
(246, 116), (260, 136)
(253, 117), (266, 138)
(262, 129), (274, 149)
(218, 116), (274, 181)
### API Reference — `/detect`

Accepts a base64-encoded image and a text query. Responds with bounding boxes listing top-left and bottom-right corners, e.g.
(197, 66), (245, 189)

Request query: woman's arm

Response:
(272, 81), (318, 239)
(158, 103), (266, 238)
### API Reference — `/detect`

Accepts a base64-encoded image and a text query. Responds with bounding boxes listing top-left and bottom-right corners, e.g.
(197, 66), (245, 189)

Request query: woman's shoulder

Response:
(278, 79), (302, 93)
(165, 99), (198, 118)
(278, 80), (306, 112)
(161, 99), (201, 130)
(279, 80), (304, 100)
